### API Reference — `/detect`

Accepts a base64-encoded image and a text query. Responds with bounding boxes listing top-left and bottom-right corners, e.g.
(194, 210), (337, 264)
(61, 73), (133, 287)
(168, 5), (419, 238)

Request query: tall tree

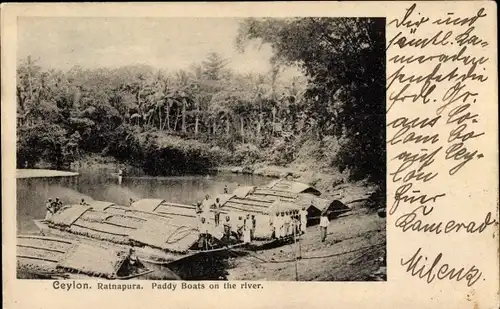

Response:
(236, 17), (386, 183)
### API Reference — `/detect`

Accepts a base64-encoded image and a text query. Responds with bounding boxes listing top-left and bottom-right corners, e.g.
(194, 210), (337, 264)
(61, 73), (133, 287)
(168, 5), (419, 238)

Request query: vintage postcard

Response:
(1, 2), (498, 309)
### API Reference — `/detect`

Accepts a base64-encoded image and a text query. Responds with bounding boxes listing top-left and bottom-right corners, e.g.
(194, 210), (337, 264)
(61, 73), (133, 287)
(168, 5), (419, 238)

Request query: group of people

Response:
(194, 190), (331, 246)
(270, 207), (308, 239)
(196, 195), (224, 248)
(46, 197), (98, 220)
(195, 195), (222, 224)
(44, 197), (63, 220)
(195, 193), (260, 246)
(223, 214), (256, 244)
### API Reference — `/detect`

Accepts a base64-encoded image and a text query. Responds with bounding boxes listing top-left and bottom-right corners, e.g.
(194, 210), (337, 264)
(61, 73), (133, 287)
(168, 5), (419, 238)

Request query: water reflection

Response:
(17, 172), (271, 233)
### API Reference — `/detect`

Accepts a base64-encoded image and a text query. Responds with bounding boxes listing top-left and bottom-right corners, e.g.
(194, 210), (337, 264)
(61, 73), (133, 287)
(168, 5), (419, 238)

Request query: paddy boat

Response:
(17, 234), (155, 280)
(33, 201), (236, 279)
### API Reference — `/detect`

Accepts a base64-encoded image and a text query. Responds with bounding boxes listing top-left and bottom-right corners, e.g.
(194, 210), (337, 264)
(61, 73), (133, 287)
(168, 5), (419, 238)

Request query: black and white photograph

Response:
(16, 16), (386, 281)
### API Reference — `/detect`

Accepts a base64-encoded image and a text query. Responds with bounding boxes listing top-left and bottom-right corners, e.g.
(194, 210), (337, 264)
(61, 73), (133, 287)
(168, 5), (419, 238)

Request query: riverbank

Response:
(16, 169), (79, 179)
(213, 164), (346, 190)
(227, 210), (386, 281)
(64, 152), (382, 210)
(213, 164), (379, 207)
(67, 154), (381, 210)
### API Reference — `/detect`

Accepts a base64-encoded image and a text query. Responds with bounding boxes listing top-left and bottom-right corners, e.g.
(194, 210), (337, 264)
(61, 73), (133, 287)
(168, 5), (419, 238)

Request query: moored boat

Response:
(33, 202), (234, 279)
(17, 234), (154, 280)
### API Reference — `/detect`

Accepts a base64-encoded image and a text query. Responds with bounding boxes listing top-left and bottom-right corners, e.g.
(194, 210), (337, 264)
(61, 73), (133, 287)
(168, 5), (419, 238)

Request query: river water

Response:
(16, 171), (271, 233)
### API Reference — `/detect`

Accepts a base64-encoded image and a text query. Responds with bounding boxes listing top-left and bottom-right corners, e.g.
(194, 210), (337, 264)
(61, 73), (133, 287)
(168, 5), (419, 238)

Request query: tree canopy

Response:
(236, 17), (385, 184)
(16, 18), (385, 185)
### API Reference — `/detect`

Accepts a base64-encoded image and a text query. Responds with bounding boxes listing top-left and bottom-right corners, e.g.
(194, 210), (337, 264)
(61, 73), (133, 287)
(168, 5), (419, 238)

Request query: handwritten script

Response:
(387, 3), (496, 287)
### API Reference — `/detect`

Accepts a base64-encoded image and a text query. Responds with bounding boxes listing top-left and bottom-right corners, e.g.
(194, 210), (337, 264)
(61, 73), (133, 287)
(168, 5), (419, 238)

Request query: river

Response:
(16, 171), (271, 233)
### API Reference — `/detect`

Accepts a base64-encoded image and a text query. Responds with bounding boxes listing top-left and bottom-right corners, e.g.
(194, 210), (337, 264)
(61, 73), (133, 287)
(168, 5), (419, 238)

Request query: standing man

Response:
(278, 212), (285, 239)
(223, 216), (232, 241)
(117, 168), (123, 185)
(223, 185), (228, 194)
(292, 214), (300, 239)
(236, 216), (244, 241)
(195, 201), (203, 219)
(202, 195), (212, 216)
(299, 206), (308, 235)
(243, 214), (252, 244)
(214, 198), (222, 226)
(319, 210), (329, 242)
(45, 199), (54, 220)
(284, 211), (291, 236)
(198, 217), (211, 249)
(53, 197), (62, 213)
(251, 215), (256, 240)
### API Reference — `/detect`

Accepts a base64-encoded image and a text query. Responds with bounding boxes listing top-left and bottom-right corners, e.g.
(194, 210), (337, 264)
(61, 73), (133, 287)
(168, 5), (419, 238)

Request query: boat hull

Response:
(33, 220), (198, 280)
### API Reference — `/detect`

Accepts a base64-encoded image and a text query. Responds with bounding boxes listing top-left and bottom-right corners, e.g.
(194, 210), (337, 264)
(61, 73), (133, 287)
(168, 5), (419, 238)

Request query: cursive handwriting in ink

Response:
(432, 9), (487, 27)
(391, 183), (445, 215)
(389, 3), (493, 288)
(387, 116), (441, 145)
(388, 4), (429, 30)
(395, 205), (496, 234)
(391, 147), (442, 183)
(401, 248), (483, 287)
(436, 82), (478, 115)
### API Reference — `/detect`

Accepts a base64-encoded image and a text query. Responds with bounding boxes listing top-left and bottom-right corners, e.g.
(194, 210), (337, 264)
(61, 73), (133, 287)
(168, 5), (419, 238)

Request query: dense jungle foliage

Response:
(16, 17), (385, 185)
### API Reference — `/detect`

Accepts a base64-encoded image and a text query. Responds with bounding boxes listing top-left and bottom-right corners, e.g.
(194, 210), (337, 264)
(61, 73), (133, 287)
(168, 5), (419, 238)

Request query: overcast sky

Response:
(18, 17), (297, 76)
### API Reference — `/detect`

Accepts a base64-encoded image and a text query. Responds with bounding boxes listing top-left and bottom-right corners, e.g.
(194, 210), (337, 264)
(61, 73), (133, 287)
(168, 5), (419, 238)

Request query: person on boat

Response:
(292, 214), (300, 237)
(52, 198), (62, 213)
(270, 212), (279, 239)
(243, 214), (252, 244)
(128, 248), (140, 266)
(45, 199), (54, 220)
(223, 185), (228, 194)
(195, 201), (203, 220)
(284, 211), (291, 236)
(251, 215), (256, 240)
(319, 210), (330, 242)
(198, 217), (211, 249)
(295, 213), (301, 234)
(213, 198), (222, 226)
(201, 194), (212, 216)
(223, 216), (232, 241)
(236, 216), (244, 241)
(299, 206), (308, 235)
(278, 212), (285, 239)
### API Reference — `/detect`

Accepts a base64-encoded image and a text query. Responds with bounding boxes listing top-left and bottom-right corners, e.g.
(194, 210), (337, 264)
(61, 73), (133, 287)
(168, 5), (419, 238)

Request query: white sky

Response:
(18, 17), (300, 77)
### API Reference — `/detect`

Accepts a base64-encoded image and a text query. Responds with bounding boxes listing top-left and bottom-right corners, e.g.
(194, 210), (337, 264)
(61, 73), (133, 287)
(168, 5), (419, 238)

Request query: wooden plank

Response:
(229, 198), (271, 208)
(156, 211), (196, 218)
(17, 244), (66, 254)
(17, 235), (73, 244)
(224, 202), (267, 214)
(72, 223), (130, 236)
(104, 210), (148, 222)
(161, 202), (196, 210)
(242, 195), (273, 203)
(17, 255), (58, 263)
(254, 189), (297, 198)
